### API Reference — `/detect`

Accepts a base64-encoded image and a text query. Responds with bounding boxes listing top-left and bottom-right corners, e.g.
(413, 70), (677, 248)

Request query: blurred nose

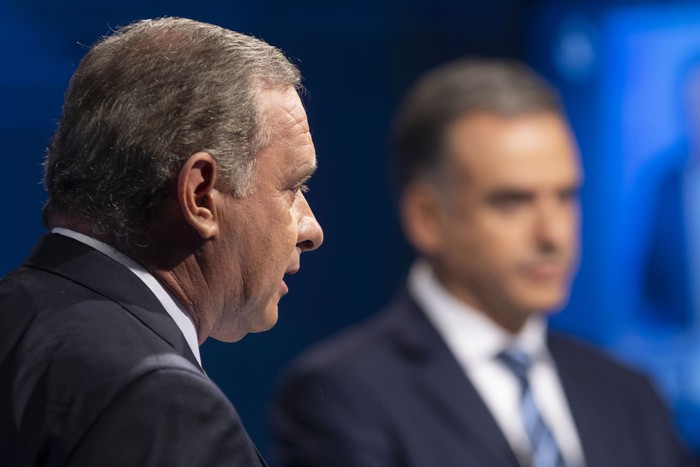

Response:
(296, 194), (324, 252)
(535, 198), (576, 253)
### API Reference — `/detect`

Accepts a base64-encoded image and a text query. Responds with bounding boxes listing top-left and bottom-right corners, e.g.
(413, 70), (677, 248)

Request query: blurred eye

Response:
(559, 187), (580, 203)
(488, 192), (533, 212)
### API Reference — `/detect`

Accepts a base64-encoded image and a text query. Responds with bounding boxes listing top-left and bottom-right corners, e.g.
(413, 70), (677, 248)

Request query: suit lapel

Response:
(387, 291), (521, 466)
(24, 234), (201, 370)
(549, 333), (615, 467)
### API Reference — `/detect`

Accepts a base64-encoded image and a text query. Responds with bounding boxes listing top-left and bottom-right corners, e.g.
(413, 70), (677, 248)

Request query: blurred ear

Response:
(177, 152), (219, 239)
(400, 181), (444, 257)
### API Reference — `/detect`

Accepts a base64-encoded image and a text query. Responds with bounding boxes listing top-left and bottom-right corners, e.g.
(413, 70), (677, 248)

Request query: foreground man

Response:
(270, 58), (695, 467)
(0, 17), (322, 466)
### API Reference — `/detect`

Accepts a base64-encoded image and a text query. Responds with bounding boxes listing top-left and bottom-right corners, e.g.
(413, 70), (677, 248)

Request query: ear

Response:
(400, 181), (445, 257)
(177, 152), (219, 239)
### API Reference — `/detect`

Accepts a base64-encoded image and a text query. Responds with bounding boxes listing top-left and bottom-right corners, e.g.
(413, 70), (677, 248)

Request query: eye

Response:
(289, 183), (310, 195)
(287, 170), (314, 197)
(558, 187), (580, 203)
(488, 192), (533, 213)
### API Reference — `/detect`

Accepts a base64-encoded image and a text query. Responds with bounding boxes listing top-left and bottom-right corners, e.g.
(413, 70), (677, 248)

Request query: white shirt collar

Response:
(407, 260), (585, 466)
(51, 228), (202, 366)
(407, 259), (549, 364)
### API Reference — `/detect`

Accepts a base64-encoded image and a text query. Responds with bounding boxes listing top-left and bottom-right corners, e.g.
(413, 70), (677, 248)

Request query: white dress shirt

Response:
(52, 228), (202, 367)
(408, 260), (585, 467)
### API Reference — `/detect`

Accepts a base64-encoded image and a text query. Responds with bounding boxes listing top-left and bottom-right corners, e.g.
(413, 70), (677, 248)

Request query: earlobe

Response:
(400, 182), (443, 256)
(178, 152), (220, 239)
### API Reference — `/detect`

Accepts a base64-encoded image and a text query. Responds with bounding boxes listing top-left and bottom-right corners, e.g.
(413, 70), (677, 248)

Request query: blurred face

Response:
(210, 86), (323, 341)
(408, 111), (581, 333)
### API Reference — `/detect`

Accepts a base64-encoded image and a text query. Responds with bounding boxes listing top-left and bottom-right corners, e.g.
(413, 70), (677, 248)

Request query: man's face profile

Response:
(411, 111), (581, 332)
(207, 86), (323, 342)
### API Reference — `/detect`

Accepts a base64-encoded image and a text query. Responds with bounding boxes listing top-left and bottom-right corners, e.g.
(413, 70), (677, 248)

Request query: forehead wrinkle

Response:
(274, 88), (309, 129)
(261, 88), (316, 176)
(275, 103), (312, 147)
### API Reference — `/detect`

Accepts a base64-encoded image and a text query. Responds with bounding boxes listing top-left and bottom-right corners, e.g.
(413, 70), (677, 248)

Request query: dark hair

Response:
(44, 17), (301, 248)
(390, 57), (562, 196)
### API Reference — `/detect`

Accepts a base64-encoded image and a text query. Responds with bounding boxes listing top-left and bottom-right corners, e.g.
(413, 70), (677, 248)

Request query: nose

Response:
(296, 194), (324, 252)
(534, 197), (577, 253)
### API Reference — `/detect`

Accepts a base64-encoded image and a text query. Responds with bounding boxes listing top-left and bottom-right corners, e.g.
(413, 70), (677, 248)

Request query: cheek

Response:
(284, 206), (299, 241)
(268, 203), (298, 254)
(473, 239), (512, 275)
(458, 225), (521, 273)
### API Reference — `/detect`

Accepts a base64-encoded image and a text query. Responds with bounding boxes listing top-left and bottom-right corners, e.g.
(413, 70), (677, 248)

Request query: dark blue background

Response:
(3, 0), (699, 460)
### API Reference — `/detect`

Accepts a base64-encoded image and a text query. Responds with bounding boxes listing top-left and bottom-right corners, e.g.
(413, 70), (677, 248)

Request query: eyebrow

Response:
(298, 163), (317, 182)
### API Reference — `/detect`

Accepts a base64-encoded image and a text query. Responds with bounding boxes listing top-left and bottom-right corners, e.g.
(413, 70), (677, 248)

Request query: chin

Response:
(211, 329), (248, 343)
(524, 290), (569, 314)
(210, 302), (279, 342)
(250, 304), (279, 333)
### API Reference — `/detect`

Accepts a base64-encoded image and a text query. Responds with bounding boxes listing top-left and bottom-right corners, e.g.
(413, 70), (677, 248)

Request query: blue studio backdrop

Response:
(2, 0), (699, 460)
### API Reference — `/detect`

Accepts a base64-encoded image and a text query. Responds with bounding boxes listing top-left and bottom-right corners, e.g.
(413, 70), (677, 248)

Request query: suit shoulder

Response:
(55, 364), (260, 467)
(287, 307), (398, 375)
(549, 331), (652, 385)
(1, 265), (205, 434)
(1, 263), (184, 367)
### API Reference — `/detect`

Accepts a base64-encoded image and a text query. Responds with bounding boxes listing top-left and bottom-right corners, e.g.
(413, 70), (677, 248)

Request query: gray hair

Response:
(44, 17), (301, 247)
(390, 57), (562, 195)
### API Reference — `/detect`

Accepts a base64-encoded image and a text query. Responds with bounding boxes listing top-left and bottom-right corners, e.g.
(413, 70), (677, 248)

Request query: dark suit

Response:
(270, 289), (696, 467)
(0, 234), (265, 466)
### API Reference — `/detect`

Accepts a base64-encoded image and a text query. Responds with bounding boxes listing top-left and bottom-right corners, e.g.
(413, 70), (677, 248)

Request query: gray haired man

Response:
(1, 17), (323, 466)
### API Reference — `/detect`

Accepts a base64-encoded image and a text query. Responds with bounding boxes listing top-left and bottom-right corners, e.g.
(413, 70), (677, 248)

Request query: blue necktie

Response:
(498, 349), (566, 467)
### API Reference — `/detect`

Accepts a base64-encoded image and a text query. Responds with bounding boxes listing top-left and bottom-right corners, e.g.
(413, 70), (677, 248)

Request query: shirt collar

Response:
(51, 228), (202, 366)
(407, 259), (549, 364)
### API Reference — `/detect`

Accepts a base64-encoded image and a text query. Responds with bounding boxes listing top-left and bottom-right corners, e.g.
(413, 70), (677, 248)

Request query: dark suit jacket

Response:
(0, 234), (266, 466)
(270, 289), (696, 467)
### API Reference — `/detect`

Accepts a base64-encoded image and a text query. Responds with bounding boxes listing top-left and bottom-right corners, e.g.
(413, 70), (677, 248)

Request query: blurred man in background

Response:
(270, 58), (694, 467)
(0, 17), (322, 466)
